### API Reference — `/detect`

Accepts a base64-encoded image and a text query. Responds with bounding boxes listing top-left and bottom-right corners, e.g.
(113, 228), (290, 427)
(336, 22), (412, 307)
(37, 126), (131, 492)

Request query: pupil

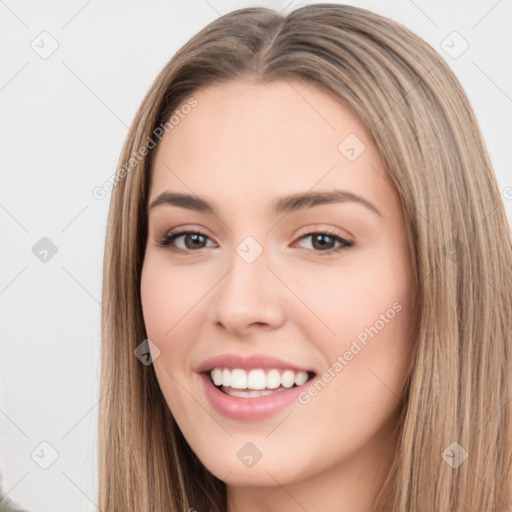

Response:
(186, 233), (205, 249)
(313, 234), (334, 250)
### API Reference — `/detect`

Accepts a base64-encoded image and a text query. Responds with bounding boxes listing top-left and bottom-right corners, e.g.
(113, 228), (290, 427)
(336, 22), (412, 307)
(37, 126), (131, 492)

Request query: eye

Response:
(294, 231), (353, 255)
(156, 230), (215, 252)
(156, 229), (354, 255)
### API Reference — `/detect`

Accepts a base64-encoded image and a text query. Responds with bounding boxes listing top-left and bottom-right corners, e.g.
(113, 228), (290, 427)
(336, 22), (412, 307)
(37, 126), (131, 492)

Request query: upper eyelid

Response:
(161, 228), (352, 249)
(165, 230), (217, 248)
(162, 223), (352, 239)
(168, 229), (217, 242)
(163, 228), (349, 239)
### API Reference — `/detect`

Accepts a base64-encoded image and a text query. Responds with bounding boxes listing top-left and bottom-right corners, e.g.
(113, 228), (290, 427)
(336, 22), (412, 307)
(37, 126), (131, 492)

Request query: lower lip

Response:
(199, 373), (310, 420)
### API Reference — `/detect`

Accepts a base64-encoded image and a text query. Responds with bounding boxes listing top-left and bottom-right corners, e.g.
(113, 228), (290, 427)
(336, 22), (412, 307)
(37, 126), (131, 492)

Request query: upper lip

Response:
(196, 353), (315, 374)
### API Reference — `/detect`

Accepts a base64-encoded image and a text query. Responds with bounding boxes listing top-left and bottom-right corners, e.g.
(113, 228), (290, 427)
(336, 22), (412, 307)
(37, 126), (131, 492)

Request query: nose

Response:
(210, 243), (286, 336)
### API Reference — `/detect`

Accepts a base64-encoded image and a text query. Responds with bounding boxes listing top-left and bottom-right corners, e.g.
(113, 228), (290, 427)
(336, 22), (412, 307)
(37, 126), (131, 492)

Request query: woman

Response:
(98, 4), (512, 511)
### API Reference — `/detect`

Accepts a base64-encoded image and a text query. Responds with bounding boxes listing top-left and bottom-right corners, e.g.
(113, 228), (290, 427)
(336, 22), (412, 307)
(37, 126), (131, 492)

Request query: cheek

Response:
(296, 248), (413, 403)
(140, 260), (194, 391)
(140, 255), (218, 380)
(140, 260), (197, 417)
(296, 289), (412, 460)
(289, 251), (412, 345)
(140, 257), (209, 338)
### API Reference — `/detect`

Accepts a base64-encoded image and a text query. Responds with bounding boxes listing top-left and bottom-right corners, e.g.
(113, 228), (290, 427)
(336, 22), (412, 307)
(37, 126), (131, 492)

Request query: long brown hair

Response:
(98, 4), (512, 511)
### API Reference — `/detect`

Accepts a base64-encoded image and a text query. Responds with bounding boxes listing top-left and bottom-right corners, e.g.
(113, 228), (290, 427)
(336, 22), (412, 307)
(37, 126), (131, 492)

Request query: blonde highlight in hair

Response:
(98, 4), (512, 510)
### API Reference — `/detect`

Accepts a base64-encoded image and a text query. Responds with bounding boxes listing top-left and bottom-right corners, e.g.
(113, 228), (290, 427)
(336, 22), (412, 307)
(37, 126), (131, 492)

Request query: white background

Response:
(1, 1), (511, 511)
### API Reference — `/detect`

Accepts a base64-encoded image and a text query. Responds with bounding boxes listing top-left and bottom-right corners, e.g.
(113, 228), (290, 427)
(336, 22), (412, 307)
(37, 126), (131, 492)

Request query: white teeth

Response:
(294, 371), (308, 386)
(211, 368), (223, 386)
(222, 368), (231, 387)
(281, 370), (296, 388)
(209, 367), (311, 391)
(247, 369), (266, 390)
(266, 369), (281, 389)
(230, 369), (247, 389)
(224, 388), (275, 398)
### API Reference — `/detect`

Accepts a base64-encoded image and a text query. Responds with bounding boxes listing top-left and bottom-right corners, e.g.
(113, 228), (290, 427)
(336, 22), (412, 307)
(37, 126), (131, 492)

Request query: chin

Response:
(182, 432), (310, 488)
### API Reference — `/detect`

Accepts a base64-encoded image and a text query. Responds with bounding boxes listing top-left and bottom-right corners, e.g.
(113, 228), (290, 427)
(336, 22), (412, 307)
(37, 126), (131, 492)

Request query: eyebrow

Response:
(149, 189), (383, 217)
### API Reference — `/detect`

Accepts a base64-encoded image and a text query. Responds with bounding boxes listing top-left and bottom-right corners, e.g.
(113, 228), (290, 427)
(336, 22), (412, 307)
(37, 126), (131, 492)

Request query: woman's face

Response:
(140, 79), (414, 499)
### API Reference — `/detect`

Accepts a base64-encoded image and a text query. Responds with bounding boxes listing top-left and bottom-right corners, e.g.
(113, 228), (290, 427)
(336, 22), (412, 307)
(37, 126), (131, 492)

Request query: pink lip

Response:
(196, 353), (315, 420)
(199, 373), (312, 420)
(196, 353), (313, 373)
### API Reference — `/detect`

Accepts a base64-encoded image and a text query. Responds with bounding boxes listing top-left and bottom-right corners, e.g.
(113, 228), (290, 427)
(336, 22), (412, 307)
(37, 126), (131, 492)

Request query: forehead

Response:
(149, 79), (393, 216)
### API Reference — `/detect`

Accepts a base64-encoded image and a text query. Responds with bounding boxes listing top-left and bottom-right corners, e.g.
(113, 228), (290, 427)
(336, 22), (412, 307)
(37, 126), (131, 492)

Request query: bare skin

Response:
(140, 79), (415, 512)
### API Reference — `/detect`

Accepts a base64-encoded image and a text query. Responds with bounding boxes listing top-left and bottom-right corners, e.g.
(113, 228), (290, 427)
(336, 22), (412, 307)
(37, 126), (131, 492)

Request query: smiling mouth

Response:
(206, 367), (316, 398)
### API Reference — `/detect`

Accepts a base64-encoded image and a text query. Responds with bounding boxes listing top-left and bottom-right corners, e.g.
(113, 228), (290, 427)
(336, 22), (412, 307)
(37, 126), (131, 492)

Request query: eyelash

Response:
(156, 229), (354, 256)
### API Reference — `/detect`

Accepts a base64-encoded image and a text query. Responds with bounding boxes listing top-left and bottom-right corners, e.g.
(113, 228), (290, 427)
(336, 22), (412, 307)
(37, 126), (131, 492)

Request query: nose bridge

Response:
(211, 235), (285, 330)
(221, 235), (271, 304)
